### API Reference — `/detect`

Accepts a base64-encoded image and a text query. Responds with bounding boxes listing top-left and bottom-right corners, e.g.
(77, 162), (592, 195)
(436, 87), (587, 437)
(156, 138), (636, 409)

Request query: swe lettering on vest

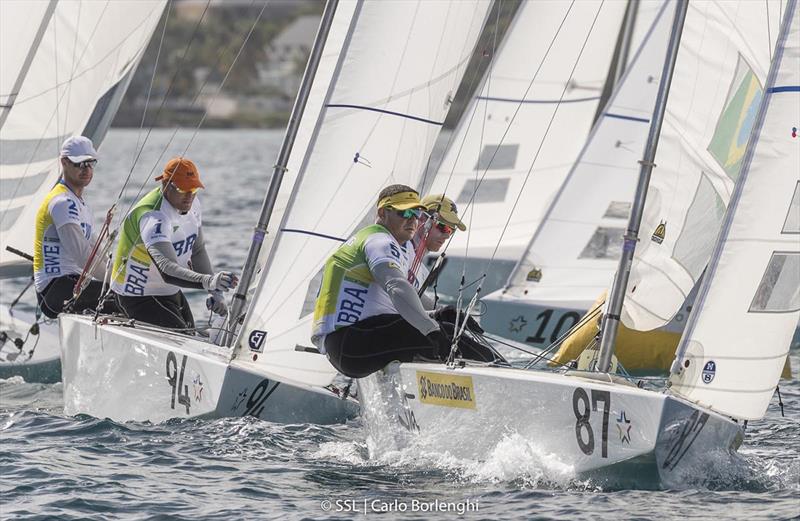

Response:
(44, 244), (60, 274)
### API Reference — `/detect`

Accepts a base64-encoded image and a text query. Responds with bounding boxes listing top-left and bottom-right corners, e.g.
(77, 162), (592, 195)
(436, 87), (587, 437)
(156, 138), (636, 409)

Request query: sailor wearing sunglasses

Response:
(312, 184), (455, 378)
(406, 193), (466, 295)
(34, 136), (118, 318)
(409, 194), (504, 364)
(111, 158), (238, 330)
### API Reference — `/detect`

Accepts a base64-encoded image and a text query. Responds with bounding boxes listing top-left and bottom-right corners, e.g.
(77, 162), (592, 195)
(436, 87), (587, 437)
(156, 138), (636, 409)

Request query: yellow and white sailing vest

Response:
(33, 182), (94, 292)
(111, 187), (202, 297)
(312, 224), (412, 339)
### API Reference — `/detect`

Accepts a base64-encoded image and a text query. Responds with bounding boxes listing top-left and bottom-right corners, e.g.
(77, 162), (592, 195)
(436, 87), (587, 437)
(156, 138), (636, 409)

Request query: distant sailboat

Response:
(0, 0), (167, 381)
(421, 0), (631, 299)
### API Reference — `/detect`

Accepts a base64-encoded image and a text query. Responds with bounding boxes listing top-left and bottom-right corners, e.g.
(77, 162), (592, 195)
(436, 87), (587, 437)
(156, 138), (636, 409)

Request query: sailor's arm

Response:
(189, 227), (213, 275)
(140, 213), (233, 291)
(363, 234), (438, 334)
(371, 262), (439, 335)
(147, 241), (208, 289)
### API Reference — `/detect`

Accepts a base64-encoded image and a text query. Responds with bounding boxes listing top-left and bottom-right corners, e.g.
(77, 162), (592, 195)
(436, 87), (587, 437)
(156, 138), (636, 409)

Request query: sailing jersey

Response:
(312, 224), (412, 340)
(111, 187), (202, 297)
(33, 181), (94, 292)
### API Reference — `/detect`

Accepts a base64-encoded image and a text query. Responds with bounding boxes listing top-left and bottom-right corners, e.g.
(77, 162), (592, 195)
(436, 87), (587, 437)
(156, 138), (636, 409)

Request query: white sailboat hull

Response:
(360, 362), (743, 488)
(0, 305), (60, 383)
(60, 315), (357, 424)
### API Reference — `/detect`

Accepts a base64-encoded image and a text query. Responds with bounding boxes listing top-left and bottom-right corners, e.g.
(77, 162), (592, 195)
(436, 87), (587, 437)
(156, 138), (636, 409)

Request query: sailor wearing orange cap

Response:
(110, 157), (238, 329)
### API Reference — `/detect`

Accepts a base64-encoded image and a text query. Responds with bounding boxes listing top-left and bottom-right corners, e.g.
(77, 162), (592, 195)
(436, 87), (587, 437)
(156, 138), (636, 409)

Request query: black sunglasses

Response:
(390, 208), (422, 219)
(67, 158), (97, 170)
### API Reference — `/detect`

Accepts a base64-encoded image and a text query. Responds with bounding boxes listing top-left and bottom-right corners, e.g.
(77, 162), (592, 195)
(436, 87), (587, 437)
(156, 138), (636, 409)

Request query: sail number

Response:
(572, 387), (610, 458)
(166, 352), (191, 414)
(526, 309), (581, 345)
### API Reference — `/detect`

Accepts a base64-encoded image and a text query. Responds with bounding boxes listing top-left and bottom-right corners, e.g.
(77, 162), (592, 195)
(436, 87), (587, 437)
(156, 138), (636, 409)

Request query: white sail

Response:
(0, 0), (166, 276)
(421, 0), (627, 293)
(496, 1), (674, 314)
(670, 0), (800, 421)
(620, 0), (785, 330)
(234, 0), (492, 387)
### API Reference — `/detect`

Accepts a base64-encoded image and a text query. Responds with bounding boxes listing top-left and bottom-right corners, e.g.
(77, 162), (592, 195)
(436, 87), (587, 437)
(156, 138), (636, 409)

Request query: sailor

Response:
(410, 193), (504, 364)
(406, 193), (466, 296)
(312, 184), (451, 378)
(34, 136), (117, 318)
(111, 157), (238, 329)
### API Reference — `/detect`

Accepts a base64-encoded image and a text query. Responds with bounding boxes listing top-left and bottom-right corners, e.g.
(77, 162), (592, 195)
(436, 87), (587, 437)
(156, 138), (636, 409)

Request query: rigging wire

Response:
(63, 0), (84, 137)
(129, 1), (173, 190)
(448, 1), (504, 361)
(114, 0), (213, 207)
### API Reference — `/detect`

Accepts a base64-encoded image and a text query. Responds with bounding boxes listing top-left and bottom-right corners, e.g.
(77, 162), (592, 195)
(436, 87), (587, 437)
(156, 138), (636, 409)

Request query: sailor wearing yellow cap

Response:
(407, 193), (466, 295)
(408, 194), (503, 364)
(312, 184), (450, 378)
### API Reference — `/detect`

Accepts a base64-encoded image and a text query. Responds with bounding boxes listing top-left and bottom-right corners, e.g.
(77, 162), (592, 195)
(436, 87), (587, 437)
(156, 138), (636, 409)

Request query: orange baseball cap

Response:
(155, 157), (205, 191)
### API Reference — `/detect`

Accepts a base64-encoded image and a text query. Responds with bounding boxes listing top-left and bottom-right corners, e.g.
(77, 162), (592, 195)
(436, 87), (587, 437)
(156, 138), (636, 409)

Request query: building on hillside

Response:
(257, 14), (319, 97)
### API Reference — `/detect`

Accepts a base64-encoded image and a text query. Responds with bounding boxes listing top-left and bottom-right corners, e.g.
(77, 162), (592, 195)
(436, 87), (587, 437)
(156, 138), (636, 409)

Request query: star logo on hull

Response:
(617, 411), (633, 445)
(617, 410), (632, 444)
(509, 315), (527, 333)
(192, 374), (204, 402)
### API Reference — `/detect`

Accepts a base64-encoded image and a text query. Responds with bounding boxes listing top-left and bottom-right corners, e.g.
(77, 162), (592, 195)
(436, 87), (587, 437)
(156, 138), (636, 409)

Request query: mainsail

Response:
(421, 0), (628, 293)
(620, 0), (786, 330)
(0, 0), (166, 277)
(670, 0), (800, 420)
(233, 0), (492, 387)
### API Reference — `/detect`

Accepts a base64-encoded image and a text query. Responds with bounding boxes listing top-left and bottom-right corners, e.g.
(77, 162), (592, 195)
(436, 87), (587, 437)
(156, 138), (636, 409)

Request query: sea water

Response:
(0, 129), (798, 520)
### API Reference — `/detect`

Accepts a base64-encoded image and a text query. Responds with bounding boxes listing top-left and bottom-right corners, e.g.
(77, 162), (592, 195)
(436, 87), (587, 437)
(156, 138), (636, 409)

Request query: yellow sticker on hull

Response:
(416, 371), (476, 409)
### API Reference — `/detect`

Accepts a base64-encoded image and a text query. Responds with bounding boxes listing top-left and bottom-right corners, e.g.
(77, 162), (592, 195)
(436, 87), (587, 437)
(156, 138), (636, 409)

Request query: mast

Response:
(592, 0), (640, 124)
(595, 0), (688, 373)
(226, 0), (339, 343)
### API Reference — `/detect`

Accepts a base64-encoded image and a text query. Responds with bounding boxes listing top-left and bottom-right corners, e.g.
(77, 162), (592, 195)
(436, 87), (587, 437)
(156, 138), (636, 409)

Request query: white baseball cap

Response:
(60, 136), (97, 162)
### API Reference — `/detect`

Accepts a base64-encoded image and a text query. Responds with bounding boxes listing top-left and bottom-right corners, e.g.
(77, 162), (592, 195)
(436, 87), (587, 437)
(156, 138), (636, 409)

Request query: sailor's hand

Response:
(206, 290), (228, 316)
(434, 305), (483, 334)
(426, 328), (452, 360)
(203, 271), (239, 291)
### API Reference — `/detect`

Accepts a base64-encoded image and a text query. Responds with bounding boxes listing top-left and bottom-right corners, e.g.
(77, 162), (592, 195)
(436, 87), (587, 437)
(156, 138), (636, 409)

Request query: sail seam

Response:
(475, 95), (601, 104)
(280, 228), (347, 243)
(325, 103), (444, 125)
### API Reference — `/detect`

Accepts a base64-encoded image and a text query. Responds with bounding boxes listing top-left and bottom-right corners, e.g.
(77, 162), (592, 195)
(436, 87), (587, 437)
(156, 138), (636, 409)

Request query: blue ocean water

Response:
(1, 130), (798, 520)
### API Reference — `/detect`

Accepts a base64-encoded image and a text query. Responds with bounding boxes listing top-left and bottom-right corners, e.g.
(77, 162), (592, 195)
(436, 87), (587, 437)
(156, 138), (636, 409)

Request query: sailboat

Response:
(359, 0), (798, 487)
(0, 0), (168, 382)
(420, 0), (634, 300)
(58, 0), (493, 423)
(477, 0), (677, 352)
